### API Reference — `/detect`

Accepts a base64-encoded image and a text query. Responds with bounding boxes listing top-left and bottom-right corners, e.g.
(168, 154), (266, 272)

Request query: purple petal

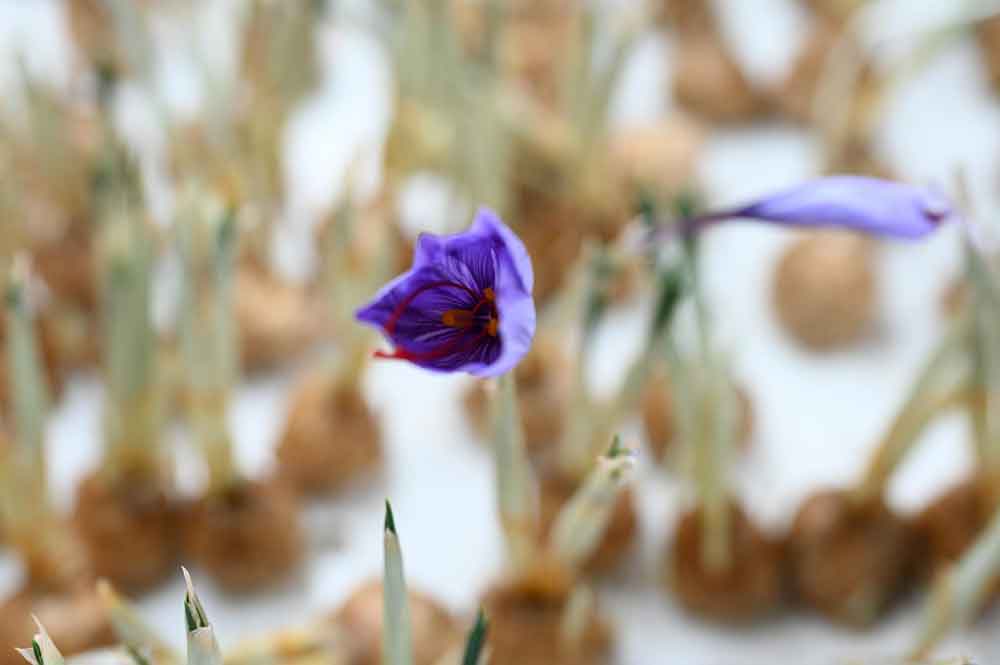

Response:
(469, 210), (535, 377)
(467, 207), (534, 294)
(730, 176), (952, 239)
(355, 207), (535, 376)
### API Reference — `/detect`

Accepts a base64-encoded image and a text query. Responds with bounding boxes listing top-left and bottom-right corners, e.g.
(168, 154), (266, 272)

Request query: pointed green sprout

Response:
(1, 258), (52, 543)
(98, 579), (181, 665)
(492, 373), (540, 573)
(183, 568), (222, 665)
(100, 161), (163, 482)
(550, 436), (636, 569)
(183, 567), (210, 631)
(100, 574), (355, 665)
(383, 501), (413, 665)
(460, 609), (489, 665)
(176, 183), (240, 492)
(16, 617), (64, 665)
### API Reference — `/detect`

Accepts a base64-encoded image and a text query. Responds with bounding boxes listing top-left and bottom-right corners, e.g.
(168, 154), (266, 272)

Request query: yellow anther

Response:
(442, 309), (475, 328)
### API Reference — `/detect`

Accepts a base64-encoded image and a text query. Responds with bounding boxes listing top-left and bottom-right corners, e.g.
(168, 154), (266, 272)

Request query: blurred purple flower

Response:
(356, 208), (535, 377)
(683, 176), (953, 239)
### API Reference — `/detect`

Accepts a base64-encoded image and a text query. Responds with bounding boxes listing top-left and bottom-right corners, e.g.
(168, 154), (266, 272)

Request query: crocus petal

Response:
(467, 207), (534, 294)
(480, 275), (535, 377)
(729, 176), (952, 239)
(356, 207), (535, 376)
(463, 208), (535, 377)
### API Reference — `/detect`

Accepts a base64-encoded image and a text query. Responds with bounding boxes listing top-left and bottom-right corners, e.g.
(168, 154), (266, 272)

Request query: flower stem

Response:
(321, 193), (398, 384)
(1, 261), (52, 547)
(549, 438), (635, 569)
(101, 196), (163, 483)
(693, 357), (736, 573)
(177, 184), (240, 493)
(492, 373), (539, 574)
(910, 499), (1000, 659)
(964, 235), (1000, 471)
(853, 318), (972, 504)
(559, 250), (679, 478)
(666, 242), (734, 572)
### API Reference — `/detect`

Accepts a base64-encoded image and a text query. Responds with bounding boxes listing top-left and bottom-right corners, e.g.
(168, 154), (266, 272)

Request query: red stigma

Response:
(375, 281), (500, 365)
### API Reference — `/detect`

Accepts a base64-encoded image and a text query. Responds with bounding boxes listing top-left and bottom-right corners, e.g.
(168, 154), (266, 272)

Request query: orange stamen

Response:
(442, 309), (475, 328)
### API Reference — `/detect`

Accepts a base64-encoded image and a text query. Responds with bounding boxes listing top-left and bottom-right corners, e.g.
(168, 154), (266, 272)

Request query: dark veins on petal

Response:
(377, 240), (504, 370)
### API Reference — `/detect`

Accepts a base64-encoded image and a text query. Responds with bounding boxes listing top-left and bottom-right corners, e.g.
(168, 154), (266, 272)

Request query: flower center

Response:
(441, 287), (498, 336)
(375, 280), (500, 363)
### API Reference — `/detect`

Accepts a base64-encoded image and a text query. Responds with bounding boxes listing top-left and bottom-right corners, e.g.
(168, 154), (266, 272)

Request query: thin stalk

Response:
(812, 1), (1000, 173)
(576, 7), (645, 160)
(101, 197), (162, 482)
(9, 71), (93, 216)
(2, 262), (51, 542)
(383, 502), (413, 665)
(558, 248), (612, 478)
(322, 189), (397, 338)
(558, 249), (680, 478)
(590, 262), (687, 469)
(549, 438), (635, 570)
(854, 318), (973, 504)
(669, 240), (734, 572)
(694, 354), (736, 573)
(910, 501), (1000, 659)
(964, 235), (1000, 471)
(492, 373), (539, 574)
(321, 194), (361, 334)
(321, 192), (395, 383)
(177, 185), (239, 493)
(103, 0), (155, 81)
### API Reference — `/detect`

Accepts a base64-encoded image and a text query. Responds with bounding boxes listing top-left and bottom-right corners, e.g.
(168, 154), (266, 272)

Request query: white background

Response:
(1, 1), (999, 663)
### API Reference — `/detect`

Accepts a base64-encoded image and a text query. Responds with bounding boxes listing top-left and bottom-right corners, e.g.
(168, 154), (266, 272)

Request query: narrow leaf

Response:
(492, 373), (539, 572)
(549, 441), (636, 569)
(383, 507), (413, 665)
(460, 609), (488, 665)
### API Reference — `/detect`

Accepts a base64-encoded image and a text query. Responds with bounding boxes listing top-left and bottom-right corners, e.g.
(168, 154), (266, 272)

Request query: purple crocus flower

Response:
(681, 176), (953, 239)
(356, 208), (535, 377)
